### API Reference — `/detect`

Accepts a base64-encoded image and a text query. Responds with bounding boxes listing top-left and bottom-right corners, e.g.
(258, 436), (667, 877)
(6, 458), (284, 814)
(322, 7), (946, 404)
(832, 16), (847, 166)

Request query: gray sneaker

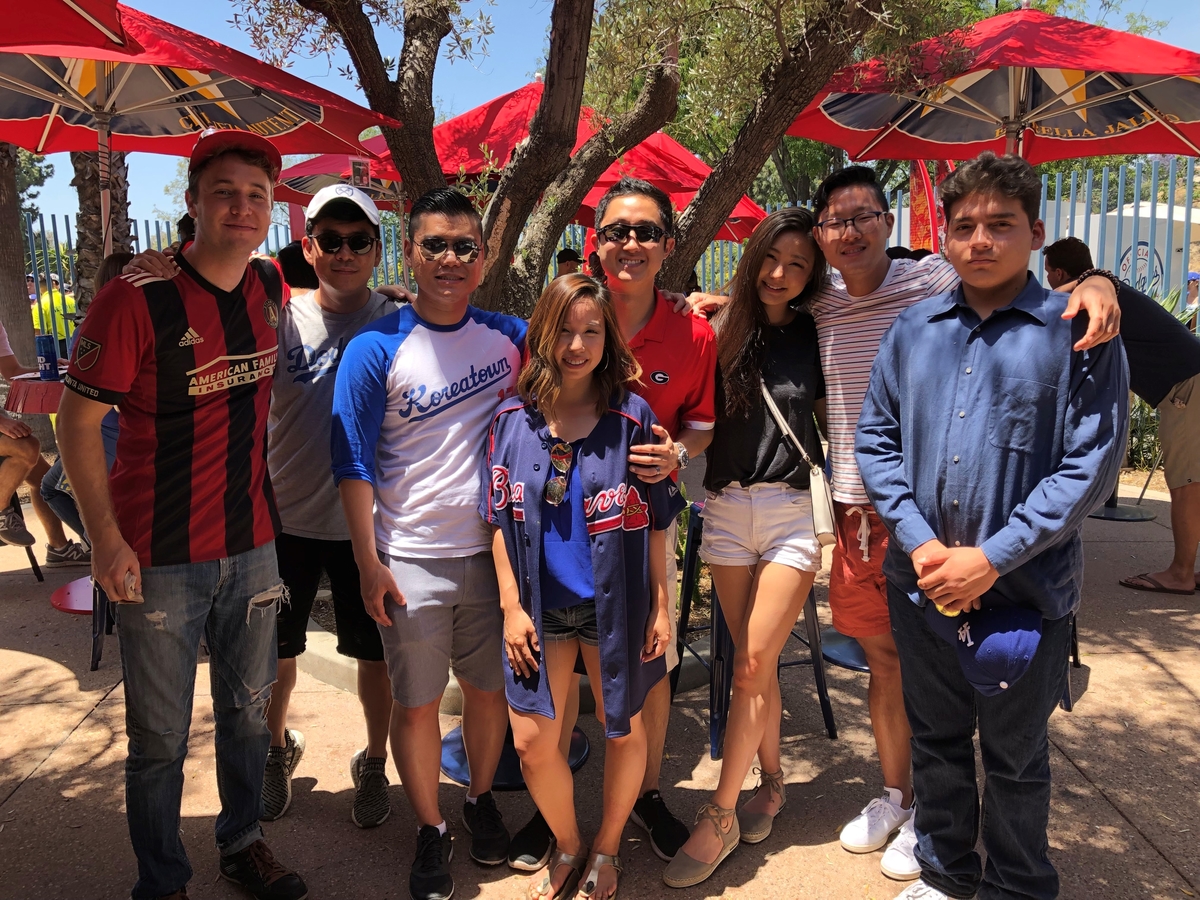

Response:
(350, 749), (391, 828)
(44, 539), (91, 567)
(261, 729), (305, 821)
(0, 504), (35, 547)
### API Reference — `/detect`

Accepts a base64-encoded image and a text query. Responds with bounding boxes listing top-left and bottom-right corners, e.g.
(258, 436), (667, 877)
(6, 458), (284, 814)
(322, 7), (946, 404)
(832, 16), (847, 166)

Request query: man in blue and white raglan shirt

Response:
(332, 188), (526, 900)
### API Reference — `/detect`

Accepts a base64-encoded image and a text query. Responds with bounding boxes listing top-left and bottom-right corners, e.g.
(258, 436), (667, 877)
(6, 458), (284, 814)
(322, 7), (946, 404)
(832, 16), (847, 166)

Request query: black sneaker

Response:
(630, 789), (691, 861)
(410, 824), (454, 900)
(219, 839), (308, 900)
(461, 790), (510, 865)
(507, 808), (554, 871)
(261, 729), (304, 821)
(350, 749), (391, 828)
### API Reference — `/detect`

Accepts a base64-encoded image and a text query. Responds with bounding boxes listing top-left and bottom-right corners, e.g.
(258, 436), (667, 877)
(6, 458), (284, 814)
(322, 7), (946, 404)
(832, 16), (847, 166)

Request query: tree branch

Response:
(479, 42), (681, 315)
(299, 0), (451, 197)
(659, 0), (884, 291)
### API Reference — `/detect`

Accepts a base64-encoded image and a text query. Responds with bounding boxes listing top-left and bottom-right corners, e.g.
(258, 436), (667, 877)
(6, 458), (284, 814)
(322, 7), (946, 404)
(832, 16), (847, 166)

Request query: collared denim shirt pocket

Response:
(987, 376), (1058, 453)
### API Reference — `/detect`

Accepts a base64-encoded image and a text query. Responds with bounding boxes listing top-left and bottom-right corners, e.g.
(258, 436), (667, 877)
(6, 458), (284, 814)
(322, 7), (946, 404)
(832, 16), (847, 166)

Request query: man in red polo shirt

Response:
(506, 177), (716, 874)
(57, 130), (307, 900)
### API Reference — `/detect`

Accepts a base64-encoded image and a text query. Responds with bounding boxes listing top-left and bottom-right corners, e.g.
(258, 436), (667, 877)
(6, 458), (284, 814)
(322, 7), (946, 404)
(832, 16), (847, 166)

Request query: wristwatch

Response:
(674, 441), (690, 471)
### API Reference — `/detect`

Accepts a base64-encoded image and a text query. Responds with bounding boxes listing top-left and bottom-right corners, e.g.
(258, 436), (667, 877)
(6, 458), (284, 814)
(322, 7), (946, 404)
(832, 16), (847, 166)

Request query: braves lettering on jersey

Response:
(63, 254), (284, 567)
(809, 255), (959, 505)
(331, 304), (526, 558)
(628, 290), (716, 440)
(480, 391), (685, 737)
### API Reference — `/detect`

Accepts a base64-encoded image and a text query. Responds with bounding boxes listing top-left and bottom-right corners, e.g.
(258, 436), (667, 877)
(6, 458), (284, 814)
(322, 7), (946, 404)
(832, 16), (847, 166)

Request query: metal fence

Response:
(766, 158), (1199, 306)
(23, 158), (1200, 337)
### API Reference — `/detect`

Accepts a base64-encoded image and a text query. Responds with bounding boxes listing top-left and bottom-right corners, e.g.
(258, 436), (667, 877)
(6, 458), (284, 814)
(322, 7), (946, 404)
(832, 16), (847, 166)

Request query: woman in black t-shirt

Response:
(665, 208), (827, 888)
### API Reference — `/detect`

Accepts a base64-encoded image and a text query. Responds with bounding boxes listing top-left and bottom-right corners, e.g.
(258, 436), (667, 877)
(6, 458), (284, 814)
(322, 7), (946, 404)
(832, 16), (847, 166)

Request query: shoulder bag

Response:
(760, 380), (836, 547)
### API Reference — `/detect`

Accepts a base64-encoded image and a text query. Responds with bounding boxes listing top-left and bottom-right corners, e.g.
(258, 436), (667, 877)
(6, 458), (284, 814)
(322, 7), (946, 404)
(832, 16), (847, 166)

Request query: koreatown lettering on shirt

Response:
(399, 357), (513, 420)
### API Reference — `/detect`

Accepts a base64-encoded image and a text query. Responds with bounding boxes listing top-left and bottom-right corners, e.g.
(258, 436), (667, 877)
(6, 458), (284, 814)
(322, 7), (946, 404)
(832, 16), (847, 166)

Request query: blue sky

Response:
(26, 0), (1200, 227)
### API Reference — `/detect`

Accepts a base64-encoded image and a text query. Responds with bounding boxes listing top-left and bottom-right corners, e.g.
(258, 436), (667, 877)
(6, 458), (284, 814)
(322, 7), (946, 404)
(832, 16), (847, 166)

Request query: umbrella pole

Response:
(98, 118), (112, 258)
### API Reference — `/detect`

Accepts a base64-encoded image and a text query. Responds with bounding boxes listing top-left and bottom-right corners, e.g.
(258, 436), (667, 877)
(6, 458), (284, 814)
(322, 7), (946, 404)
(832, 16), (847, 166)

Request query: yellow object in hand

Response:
(935, 604), (962, 617)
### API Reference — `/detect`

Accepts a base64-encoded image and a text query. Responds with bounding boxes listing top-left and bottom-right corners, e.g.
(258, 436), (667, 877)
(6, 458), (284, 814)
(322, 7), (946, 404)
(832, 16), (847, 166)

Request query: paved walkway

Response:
(0, 486), (1196, 899)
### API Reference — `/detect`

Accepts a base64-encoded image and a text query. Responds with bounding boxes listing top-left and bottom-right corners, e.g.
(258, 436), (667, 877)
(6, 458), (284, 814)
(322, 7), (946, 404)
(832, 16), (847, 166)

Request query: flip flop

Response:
(1119, 573), (1195, 595)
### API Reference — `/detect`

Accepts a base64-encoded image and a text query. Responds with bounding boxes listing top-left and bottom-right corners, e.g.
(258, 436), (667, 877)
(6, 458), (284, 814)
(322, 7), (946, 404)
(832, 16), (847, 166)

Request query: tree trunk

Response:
(71, 149), (132, 313)
(0, 143), (55, 449)
(299, 0), (452, 199)
(771, 142), (800, 205)
(485, 56), (681, 316)
(659, 0), (883, 292)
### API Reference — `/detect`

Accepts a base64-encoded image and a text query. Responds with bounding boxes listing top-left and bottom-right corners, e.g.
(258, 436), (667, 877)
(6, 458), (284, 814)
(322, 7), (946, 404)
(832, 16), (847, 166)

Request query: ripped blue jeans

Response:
(117, 541), (282, 899)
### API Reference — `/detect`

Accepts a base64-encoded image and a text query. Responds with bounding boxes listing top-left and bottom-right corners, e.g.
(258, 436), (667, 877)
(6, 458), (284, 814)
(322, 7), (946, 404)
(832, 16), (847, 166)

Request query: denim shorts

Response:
(541, 601), (599, 646)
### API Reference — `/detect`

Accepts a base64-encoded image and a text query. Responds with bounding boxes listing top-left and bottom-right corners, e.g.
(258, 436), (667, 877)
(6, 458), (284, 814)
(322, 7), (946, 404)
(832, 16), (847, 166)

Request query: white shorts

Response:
(700, 482), (823, 574)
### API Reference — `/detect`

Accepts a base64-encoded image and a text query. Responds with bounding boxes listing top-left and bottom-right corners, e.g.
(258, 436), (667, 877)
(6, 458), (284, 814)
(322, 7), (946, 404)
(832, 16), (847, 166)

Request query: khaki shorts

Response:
(376, 552), (504, 708)
(1158, 373), (1200, 490)
(700, 482), (824, 574)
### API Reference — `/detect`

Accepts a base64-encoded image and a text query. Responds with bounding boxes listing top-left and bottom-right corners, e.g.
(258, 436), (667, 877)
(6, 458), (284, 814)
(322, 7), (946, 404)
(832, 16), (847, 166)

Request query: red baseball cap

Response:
(188, 128), (282, 181)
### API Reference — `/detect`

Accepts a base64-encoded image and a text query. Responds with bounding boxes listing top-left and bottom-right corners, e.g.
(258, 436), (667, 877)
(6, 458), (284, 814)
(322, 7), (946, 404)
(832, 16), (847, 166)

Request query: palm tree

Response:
(70, 150), (133, 313)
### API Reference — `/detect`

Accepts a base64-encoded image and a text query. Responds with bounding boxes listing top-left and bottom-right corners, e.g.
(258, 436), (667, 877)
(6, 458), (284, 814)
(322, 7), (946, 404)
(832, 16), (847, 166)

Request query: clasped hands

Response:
(910, 539), (1000, 615)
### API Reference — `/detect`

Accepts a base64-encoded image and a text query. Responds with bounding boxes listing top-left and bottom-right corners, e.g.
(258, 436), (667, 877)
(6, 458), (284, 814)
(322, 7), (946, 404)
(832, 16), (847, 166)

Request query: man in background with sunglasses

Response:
(260, 184), (399, 831)
(333, 187), (525, 900)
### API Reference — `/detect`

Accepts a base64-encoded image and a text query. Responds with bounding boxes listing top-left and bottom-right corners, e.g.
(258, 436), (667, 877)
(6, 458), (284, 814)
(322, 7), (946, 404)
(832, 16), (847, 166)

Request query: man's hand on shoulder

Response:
(0, 412), (32, 439)
(666, 291), (728, 317)
(1061, 274), (1120, 351)
(376, 284), (415, 304)
(123, 248), (180, 281)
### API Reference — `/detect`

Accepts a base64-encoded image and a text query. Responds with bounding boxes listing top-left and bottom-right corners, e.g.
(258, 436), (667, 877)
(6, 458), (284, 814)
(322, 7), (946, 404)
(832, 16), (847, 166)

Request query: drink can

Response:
(36, 334), (60, 381)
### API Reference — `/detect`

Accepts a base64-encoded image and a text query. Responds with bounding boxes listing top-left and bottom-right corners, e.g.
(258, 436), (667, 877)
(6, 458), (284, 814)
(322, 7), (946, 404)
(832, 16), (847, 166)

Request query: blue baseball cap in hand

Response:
(923, 603), (1043, 696)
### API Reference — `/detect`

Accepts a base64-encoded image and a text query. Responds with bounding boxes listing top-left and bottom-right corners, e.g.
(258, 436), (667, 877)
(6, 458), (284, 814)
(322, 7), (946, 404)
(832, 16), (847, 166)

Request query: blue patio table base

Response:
(440, 725), (590, 791)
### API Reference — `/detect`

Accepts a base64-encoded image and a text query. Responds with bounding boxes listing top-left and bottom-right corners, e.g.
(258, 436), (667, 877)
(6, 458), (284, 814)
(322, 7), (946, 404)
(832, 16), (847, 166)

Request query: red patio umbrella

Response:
(0, 3), (398, 252)
(788, 7), (1200, 163)
(4, 1), (133, 50)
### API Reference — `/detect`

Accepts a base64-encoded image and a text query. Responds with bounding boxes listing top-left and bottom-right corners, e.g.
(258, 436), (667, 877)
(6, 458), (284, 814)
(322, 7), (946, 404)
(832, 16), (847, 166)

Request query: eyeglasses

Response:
(417, 237), (481, 264)
(596, 223), (667, 246)
(312, 232), (378, 255)
(543, 440), (574, 506)
(814, 211), (888, 237)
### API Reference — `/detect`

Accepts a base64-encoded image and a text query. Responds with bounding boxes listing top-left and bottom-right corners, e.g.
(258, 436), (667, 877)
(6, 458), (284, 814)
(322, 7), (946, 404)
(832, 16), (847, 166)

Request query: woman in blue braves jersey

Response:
(480, 274), (685, 900)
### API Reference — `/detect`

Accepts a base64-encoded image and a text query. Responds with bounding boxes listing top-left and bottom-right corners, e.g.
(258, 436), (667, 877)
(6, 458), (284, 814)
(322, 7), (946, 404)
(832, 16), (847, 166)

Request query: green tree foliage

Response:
(16, 149), (53, 219)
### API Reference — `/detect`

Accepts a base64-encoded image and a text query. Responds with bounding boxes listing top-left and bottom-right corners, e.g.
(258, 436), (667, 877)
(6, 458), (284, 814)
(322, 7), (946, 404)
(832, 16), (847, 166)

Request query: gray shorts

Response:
(377, 552), (505, 708)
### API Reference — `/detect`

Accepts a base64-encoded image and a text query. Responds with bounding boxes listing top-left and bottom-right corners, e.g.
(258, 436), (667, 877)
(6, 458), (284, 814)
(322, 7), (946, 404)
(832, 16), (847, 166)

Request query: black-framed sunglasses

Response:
(814, 210), (888, 237)
(596, 223), (667, 245)
(312, 232), (378, 255)
(417, 237), (481, 264)
(543, 440), (574, 506)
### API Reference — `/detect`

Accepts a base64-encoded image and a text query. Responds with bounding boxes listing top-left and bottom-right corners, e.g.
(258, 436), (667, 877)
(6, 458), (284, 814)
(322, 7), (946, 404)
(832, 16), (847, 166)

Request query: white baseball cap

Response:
(305, 184), (381, 227)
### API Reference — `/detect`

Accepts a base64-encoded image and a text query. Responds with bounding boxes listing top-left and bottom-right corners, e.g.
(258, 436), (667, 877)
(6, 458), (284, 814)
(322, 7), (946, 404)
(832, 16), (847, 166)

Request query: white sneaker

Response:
(892, 880), (967, 899)
(881, 814), (920, 880)
(839, 787), (913, 853)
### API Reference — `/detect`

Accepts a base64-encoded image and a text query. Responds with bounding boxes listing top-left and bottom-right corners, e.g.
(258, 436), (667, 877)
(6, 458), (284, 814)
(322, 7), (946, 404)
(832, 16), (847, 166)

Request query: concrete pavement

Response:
(0, 485), (1196, 899)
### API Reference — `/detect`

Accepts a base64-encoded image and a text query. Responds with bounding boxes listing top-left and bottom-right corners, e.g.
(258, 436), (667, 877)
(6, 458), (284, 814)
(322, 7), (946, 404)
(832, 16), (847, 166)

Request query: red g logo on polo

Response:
(622, 485), (650, 531)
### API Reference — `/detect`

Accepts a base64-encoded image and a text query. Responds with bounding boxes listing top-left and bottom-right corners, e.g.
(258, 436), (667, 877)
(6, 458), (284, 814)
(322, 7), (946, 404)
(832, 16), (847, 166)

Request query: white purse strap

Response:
(760, 380), (819, 472)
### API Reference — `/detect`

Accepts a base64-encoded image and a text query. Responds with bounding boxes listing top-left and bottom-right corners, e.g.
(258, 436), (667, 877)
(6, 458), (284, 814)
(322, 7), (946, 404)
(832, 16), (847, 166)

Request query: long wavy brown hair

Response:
(712, 207), (826, 419)
(518, 274), (642, 417)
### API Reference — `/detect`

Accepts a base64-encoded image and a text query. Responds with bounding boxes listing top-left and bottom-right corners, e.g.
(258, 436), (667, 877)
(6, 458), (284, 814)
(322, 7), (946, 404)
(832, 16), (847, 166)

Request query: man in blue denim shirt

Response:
(856, 153), (1127, 900)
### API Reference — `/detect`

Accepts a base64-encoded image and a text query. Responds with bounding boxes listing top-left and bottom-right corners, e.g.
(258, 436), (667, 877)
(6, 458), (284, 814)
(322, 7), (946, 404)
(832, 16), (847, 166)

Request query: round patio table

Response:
(4, 372), (66, 414)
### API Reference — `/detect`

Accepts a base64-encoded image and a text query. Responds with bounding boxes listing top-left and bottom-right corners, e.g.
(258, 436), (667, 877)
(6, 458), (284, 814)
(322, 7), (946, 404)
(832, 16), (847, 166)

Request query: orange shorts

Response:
(828, 501), (891, 638)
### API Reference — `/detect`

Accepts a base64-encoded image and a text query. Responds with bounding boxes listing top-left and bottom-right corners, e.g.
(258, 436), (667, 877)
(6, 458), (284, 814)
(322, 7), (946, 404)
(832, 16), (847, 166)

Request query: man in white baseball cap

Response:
(260, 182), (402, 831)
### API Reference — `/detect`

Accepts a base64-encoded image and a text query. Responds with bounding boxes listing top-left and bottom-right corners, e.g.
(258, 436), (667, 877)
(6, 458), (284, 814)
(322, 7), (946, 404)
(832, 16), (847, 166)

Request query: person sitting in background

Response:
(38, 252), (130, 561)
(26, 274), (36, 305)
(177, 213), (195, 246)
(1186, 271), (1199, 330)
(33, 272), (76, 359)
(1043, 237), (1200, 598)
(556, 246), (583, 276)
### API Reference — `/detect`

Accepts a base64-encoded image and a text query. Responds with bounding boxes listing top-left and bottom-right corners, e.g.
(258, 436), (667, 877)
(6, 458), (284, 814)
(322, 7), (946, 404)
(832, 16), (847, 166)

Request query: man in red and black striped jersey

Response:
(58, 130), (307, 900)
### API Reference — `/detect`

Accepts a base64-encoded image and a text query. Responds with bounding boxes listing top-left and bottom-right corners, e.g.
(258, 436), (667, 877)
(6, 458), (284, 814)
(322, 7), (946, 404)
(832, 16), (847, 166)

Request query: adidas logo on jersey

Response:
(178, 328), (204, 347)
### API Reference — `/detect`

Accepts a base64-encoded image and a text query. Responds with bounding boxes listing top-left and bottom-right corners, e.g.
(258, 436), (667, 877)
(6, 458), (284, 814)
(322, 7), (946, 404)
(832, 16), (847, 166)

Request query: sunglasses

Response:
(312, 232), (378, 255)
(417, 237), (481, 264)
(543, 440), (574, 506)
(596, 223), (667, 245)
